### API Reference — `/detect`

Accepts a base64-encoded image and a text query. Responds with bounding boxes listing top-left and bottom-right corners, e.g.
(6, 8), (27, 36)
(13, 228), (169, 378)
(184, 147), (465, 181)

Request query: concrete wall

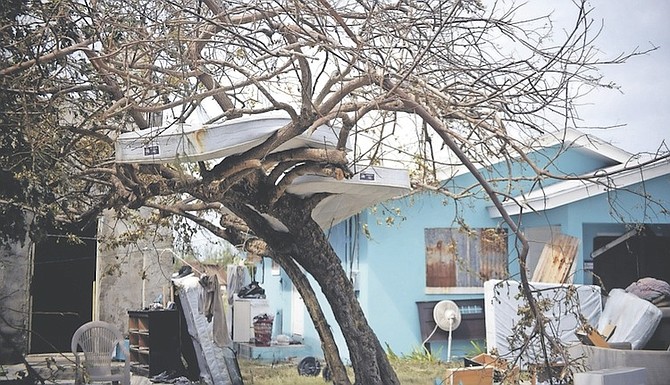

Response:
(0, 240), (32, 363)
(0, 208), (176, 361)
(96, 209), (174, 334)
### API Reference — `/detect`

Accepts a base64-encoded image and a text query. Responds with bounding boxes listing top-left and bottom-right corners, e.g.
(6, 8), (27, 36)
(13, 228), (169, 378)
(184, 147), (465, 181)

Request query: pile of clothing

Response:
(237, 281), (265, 299)
(626, 277), (670, 307)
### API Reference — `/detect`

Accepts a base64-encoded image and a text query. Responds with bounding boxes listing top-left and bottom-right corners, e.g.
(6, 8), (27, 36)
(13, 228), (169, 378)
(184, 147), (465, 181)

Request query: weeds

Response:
(239, 352), (450, 385)
(465, 340), (486, 357)
(387, 343), (442, 364)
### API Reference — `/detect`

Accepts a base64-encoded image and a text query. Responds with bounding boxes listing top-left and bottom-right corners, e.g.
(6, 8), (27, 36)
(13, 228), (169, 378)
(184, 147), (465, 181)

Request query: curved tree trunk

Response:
(274, 197), (400, 385)
(226, 191), (399, 384)
(218, 212), (351, 383)
(272, 253), (352, 385)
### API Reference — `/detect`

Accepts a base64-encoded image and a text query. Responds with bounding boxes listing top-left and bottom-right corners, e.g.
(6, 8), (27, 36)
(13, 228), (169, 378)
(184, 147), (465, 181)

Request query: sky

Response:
(186, 1), (669, 156)
(532, 0), (670, 155)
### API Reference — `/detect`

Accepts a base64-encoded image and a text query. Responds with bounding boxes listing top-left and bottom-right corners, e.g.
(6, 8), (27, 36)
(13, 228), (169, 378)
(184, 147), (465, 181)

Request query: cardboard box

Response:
(468, 353), (520, 384)
(444, 366), (493, 385)
(575, 326), (610, 348)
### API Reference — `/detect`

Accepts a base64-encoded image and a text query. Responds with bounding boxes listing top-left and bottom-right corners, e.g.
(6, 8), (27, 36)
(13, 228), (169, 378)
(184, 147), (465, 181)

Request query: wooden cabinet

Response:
(127, 310), (180, 376)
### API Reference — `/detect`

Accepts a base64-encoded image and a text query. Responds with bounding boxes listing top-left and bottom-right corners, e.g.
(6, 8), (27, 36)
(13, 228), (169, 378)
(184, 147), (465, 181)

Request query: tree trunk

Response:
(272, 253), (352, 385)
(274, 197), (400, 385)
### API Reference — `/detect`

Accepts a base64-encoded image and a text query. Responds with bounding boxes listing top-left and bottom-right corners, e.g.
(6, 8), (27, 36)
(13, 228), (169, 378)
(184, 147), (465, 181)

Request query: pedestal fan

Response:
(433, 300), (462, 361)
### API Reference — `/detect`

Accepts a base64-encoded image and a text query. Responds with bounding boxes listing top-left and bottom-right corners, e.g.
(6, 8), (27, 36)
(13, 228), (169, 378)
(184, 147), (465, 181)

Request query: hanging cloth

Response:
(199, 274), (232, 347)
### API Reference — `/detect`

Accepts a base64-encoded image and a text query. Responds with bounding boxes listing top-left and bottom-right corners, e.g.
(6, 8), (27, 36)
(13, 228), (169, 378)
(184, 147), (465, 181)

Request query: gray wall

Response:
(0, 208), (175, 363)
(0, 241), (32, 363)
(96, 209), (174, 334)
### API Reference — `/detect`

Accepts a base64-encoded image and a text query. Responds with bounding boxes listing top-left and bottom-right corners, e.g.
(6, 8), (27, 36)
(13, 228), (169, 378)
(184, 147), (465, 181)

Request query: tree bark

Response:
(272, 253), (352, 385)
(273, 196), (400, 385)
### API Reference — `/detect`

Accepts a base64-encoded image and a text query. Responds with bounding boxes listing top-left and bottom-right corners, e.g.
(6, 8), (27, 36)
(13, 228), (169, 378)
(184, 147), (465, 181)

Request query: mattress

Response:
(173, 275), (242, 385)
(115, 111), (340, 164)
(597, 288), (662, 349)
(484, 279), (602, 365)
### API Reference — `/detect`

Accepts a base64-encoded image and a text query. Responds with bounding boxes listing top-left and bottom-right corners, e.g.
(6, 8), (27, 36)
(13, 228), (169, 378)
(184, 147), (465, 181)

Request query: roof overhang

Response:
(448, 128), (634, 178)
(488, 156), (670, 218)
(531, 128), (633, 164)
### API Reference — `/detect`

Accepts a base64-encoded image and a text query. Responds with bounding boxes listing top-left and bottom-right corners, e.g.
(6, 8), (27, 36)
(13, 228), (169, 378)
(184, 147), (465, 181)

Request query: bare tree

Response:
(1, 0), (664, 383)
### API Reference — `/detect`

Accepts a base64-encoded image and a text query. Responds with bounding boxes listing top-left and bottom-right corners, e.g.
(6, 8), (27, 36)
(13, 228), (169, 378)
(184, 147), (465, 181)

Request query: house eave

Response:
(532, 128), (633, 164)
(447, 128), (634, 179)
(488, 156), (670, 218)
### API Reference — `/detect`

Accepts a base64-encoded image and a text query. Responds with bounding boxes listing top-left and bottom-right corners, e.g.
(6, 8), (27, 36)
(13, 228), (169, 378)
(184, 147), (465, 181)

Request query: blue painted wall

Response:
(362, 192), (492, 360)
(256, 144), (670, 363)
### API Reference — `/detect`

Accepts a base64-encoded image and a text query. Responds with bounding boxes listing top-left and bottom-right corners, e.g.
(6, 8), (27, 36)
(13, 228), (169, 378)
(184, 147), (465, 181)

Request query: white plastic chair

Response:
(71, 321), (131, 385)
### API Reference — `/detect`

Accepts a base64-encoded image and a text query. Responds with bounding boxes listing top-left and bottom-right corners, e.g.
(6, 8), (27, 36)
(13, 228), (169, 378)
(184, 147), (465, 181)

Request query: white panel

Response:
(291, 285), (305, 336)
(232, 298), (270, 343)
(484, 279), (602, 365)
(574, 367), (646, 385)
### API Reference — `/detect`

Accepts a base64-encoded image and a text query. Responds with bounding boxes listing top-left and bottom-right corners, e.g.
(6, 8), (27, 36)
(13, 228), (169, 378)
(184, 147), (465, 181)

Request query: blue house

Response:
(251, 129), (670, 362)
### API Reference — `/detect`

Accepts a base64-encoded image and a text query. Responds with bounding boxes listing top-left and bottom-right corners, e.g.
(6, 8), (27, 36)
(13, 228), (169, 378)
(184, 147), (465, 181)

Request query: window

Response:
(425, 227), (508, 293)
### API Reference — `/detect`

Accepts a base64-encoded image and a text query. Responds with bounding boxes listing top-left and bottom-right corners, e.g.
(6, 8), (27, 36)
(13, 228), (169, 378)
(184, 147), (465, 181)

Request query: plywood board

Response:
(531, 234), (579, 283)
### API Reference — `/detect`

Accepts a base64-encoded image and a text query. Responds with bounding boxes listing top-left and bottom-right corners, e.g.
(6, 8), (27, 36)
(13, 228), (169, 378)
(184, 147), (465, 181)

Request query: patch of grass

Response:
(238, 353), (453, 385)
(393, 359), (448, 385)
(386, 342), (442, 363)
(238, 359), (334, 385)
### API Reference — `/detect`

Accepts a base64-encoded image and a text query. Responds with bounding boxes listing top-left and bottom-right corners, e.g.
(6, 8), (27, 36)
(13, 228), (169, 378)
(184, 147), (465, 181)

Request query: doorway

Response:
(593, 227), (670, 292)
(30, 222), (97, 353)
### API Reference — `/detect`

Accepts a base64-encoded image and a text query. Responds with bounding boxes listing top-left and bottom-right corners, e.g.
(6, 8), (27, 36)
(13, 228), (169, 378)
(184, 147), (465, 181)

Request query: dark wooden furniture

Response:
(127, 310), (180, 376)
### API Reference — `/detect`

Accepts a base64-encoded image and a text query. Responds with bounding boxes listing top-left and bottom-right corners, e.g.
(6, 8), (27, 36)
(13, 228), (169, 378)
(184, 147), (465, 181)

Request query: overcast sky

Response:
(190, 1), (669, 156)
(536, 0), (670, 154)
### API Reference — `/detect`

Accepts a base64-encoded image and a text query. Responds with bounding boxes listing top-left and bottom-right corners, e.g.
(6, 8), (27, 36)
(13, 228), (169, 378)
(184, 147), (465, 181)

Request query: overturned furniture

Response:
(173, 274), (242, 385)
(484, 278), (669, 384)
